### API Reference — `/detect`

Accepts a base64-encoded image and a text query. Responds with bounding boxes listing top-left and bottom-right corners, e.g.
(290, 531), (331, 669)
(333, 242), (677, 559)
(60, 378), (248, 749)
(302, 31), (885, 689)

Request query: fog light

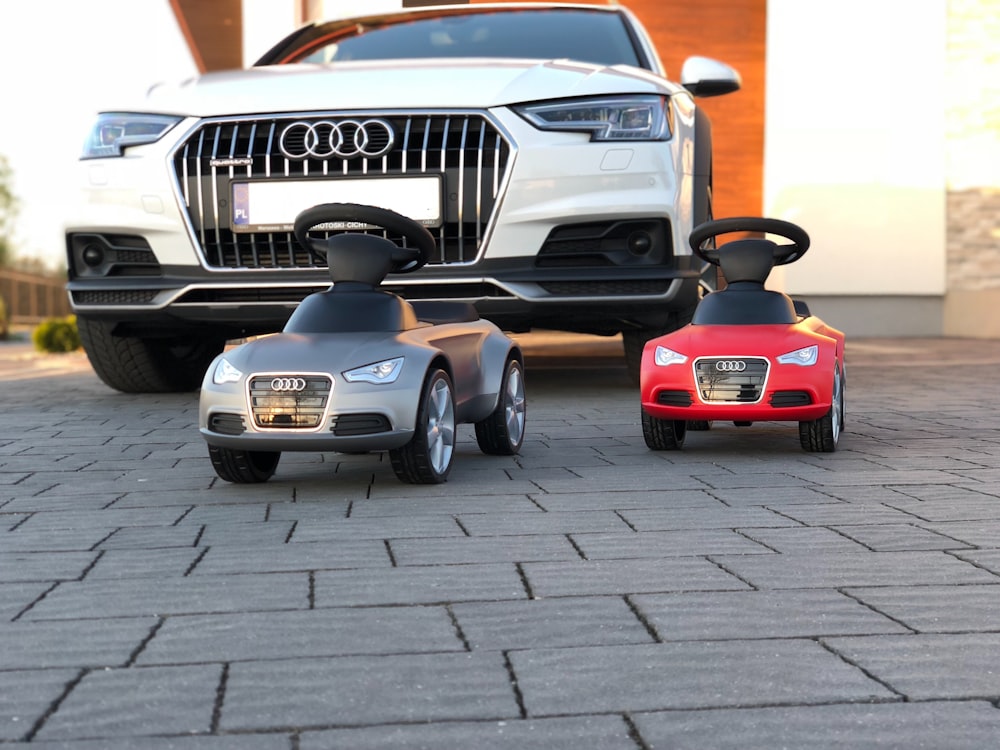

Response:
(627, 230), (652, 256)
(82, 244), (105, 267)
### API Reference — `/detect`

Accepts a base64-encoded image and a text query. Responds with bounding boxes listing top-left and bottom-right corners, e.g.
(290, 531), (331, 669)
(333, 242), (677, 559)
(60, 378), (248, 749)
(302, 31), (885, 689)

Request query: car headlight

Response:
(654, 346), (688, 367)
(81, 113), (183, 159)
(343, 357), (404, 385)
(212, 357), (243, 385)
(777, 345), (818, 366)
(514, 95), (671, 141)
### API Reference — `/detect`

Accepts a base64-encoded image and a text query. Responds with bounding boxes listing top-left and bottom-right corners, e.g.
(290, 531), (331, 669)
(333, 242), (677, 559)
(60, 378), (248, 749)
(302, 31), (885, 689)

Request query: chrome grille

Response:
(172, 114), (511, 269)
(694, 358), (769, 403)
(248, 374), (333, 430)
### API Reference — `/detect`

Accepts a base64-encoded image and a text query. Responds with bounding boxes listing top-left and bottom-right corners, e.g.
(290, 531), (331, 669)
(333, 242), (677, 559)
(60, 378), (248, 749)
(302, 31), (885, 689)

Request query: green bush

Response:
(33, 315), (81, 353)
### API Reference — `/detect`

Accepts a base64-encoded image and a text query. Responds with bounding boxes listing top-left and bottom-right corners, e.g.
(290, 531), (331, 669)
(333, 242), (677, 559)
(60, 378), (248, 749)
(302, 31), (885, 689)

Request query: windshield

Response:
(290, 9), (646, 69)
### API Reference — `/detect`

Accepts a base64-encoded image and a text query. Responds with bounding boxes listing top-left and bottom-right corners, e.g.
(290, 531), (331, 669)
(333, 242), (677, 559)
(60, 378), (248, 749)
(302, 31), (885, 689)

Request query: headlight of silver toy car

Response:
(212, 357), (244, 385)
(81, 113), (184, 159)
(514, 95), (671, 141)
(776, 345), (818, 366)
(343, 357), (404, 384)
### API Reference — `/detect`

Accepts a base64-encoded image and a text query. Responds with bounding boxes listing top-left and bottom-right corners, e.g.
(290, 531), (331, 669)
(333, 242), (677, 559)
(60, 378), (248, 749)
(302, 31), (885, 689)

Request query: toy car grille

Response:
(248, 375), (333, 429)
(173, 113), (510, 269)
(694, 358), (769, 403)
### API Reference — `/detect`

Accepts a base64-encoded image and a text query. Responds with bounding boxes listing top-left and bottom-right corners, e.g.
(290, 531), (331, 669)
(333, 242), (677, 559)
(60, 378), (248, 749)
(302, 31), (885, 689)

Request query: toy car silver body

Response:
(198, 203), (526, 484)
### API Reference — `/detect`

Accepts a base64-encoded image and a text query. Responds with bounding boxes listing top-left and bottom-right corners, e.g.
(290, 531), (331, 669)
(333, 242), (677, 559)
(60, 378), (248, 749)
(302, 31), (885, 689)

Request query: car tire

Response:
(622, 307), (696, 388)
(799, 363), (844, 452)
(642, 410), (686, 450)
(208, 445), (280, 483)
(475, 356), (526, 455)
(78, 318), (225, 394)
(390, 368), (456, 484)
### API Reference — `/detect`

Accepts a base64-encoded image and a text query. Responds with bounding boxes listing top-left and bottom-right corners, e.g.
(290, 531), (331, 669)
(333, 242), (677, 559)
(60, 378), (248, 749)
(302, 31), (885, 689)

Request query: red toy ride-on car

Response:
(639, 217), (845, 452)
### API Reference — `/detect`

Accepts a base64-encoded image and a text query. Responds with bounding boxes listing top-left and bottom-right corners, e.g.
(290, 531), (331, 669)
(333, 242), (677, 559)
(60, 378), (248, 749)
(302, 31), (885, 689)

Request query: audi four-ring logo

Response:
(279, 119), (396, 160)
(270, 377), (308, 392)
(714, 360), (747, 372)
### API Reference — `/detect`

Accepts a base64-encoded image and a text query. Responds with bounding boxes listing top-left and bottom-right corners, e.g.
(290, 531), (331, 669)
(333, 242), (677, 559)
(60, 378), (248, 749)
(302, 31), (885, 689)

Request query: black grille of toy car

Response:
(248, 374), (333, 429)
(694, 358), (769, 403)
(172, 113), (511, 269)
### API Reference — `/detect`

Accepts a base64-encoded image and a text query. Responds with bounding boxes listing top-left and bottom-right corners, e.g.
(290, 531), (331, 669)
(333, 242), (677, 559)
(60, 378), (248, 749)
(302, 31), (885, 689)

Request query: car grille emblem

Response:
(714, 360), (747, 372)
(279, 119), (395, 160)
(270, 377), (308, 392)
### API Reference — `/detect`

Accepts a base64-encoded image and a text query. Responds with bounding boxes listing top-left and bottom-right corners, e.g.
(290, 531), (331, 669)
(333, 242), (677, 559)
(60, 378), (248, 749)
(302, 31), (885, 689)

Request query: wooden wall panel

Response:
(471, 0), (767, 220)
(169, 0), (243, 73)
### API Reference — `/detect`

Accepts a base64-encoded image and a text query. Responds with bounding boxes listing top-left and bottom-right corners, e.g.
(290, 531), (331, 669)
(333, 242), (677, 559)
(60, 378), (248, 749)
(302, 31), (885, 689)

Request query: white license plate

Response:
(231, 176), (442, 233)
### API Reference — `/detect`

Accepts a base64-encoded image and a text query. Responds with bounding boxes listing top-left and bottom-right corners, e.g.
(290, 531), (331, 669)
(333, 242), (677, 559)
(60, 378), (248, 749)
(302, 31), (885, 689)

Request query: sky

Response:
(0, 0), (197, 268)
(0, 0), (404, 269)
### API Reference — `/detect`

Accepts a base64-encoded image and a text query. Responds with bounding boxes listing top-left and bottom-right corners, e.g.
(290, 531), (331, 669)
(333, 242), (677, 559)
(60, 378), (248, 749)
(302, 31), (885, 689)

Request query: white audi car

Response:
(66, 2), (740, 393)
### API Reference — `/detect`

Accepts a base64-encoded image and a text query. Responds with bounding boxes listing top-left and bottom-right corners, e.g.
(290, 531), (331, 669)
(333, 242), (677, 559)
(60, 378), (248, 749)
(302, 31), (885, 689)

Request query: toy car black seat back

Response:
(286, 203), (446, 334)
(285, 233), (421, 334)
(689, 218), (810, 326)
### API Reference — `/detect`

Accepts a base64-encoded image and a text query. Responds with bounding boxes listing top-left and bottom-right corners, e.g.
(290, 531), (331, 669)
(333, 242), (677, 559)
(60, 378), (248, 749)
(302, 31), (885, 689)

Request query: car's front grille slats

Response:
(174, 113), (511, 270)
(248, 374), (333, 430)
(694, 358), (769, 403)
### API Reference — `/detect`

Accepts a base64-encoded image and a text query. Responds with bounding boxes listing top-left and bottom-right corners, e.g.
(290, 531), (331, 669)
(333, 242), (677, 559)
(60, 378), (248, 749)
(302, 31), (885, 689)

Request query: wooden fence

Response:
(0, 268), (72, 324)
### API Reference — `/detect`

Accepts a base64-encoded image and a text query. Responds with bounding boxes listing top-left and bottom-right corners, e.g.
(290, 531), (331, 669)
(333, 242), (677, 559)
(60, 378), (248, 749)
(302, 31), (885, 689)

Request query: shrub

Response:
(33, 315), (81, 353)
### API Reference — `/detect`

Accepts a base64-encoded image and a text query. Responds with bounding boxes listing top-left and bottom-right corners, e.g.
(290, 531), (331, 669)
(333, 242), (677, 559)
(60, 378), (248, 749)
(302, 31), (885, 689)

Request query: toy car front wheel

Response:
(476, 356), (526, 455)
(208, 445), (281, 483)
(390, 368), (456, 484)
(642, 411), (686, 450)
(799, 364), (844, 452)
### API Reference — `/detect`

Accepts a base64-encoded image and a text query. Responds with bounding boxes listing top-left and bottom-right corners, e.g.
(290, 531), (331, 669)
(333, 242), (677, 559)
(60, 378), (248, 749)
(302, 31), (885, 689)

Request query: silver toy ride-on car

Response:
(198, 203), (526, 484)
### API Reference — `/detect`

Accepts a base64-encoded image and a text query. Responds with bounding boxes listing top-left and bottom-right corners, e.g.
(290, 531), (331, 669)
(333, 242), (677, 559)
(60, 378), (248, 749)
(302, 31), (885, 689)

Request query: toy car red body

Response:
(640, 217), (845, 452)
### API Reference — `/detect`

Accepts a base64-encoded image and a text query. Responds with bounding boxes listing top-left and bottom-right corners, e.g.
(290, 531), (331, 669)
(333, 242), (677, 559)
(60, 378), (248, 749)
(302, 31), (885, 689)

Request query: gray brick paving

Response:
(631, 701), (1000, 750)
(4, 336), (1000, 746)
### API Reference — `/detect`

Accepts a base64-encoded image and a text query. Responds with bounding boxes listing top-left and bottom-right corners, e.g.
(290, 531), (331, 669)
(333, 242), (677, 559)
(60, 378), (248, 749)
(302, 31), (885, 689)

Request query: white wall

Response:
(764, 0), (948, 298)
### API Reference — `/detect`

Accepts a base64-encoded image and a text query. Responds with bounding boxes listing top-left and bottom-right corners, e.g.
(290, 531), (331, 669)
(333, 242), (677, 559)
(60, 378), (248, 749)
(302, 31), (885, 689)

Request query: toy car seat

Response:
(285, 233), (420, 333)
(692, 237), (799, 326)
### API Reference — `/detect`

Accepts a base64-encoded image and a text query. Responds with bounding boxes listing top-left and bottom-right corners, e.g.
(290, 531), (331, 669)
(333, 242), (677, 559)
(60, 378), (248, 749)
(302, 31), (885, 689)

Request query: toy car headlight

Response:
(654, 347), (688, 367)
(777, 345), (818, 366)
(81, 113), (184, 159)
(212, 357), (243, 385)
(514, 95), (671, 141)
(344, 357), (404, 384)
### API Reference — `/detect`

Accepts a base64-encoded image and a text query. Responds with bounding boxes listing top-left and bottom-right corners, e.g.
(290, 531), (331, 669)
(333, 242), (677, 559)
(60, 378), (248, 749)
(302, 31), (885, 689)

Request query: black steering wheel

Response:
(689, 217), (810, 267)
(294, 203), (436, 274)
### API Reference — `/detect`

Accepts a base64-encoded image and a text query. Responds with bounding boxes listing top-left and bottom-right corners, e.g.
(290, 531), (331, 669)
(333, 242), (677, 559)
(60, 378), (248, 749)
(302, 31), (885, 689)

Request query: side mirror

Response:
(680, 56), (742, 97)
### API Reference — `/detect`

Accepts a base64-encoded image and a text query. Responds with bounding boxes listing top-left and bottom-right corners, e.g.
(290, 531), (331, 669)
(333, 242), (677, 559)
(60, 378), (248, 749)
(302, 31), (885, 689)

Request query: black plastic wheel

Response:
(294, 202), (435, 273)
(642, 410), (686, 450)
(208, 445), (280, 483)
(799, 363), (844, 452)
(390, 369), (456, 484)
(475, 357), (526, 455)
(690, 217), (810, 266)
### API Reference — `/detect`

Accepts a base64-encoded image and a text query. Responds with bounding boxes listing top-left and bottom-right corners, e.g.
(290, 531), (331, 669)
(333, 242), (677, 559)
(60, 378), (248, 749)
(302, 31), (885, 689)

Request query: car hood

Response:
(223, 331), (401, 375)
(129, 58), (680, 116)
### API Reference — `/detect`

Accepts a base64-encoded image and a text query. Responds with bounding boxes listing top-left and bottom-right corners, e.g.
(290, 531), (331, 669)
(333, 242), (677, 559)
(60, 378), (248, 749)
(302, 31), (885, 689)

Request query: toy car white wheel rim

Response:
(426, 377), (455, 474)
(831, 367), (843, 444)
(503, 365), (526, 447)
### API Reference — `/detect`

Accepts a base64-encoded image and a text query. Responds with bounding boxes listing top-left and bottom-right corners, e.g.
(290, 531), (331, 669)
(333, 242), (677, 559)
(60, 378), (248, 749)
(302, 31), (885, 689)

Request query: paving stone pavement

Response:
(2, 334), (1000, 748)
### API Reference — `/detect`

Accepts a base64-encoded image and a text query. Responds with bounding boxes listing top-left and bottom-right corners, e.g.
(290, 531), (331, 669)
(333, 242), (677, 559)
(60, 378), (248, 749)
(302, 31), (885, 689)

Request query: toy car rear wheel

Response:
(475, 356), (526, 455)
(390, 368), (456, 484)
(208, 445), (281, 483)
(642, 411), (686, 450)
(799, 363), (844, 452)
